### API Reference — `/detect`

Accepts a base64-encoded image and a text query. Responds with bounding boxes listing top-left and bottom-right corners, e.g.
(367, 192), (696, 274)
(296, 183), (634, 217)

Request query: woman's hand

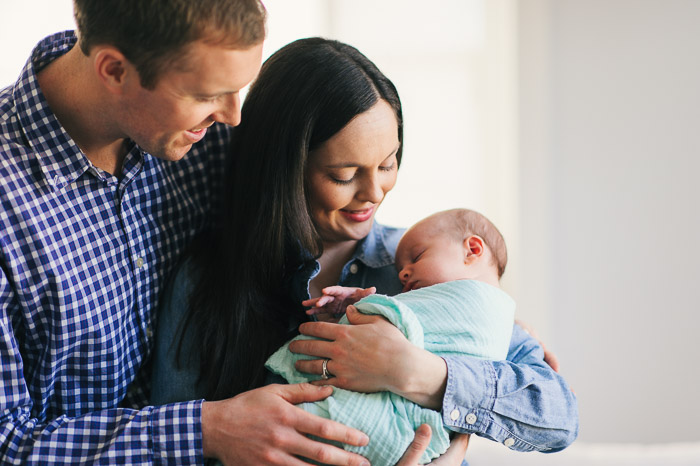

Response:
(290, 305), (448, 409)
(514, 319), (560, 372)
(396, 425), (470, 466)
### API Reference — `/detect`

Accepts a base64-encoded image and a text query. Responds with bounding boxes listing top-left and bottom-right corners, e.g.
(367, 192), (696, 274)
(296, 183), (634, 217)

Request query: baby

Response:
(265, 208), (515, 465)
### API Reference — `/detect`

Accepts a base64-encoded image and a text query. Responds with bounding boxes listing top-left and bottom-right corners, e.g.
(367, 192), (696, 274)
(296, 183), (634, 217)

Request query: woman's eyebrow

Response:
(325, 144), (401, 168)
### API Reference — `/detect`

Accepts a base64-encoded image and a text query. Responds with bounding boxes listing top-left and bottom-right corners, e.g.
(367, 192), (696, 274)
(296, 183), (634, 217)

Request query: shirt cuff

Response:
(440, 357), (541, 452)
(150, 399), (204, 464)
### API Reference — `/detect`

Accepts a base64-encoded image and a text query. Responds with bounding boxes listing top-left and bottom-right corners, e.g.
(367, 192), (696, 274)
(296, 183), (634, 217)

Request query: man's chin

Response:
(152, 144), (193, 162)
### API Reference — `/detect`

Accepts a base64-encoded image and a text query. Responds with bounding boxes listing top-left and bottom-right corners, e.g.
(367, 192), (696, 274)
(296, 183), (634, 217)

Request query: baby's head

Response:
(395, 208), (507, 292)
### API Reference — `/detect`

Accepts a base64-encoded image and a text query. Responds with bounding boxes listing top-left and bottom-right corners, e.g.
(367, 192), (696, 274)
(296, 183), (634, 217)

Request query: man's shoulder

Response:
(0, 91), (34, 197)
(0, 84), (20, 145)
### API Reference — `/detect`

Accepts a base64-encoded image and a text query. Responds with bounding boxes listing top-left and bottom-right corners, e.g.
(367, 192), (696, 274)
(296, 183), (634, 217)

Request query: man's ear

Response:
(93, 47), (131, 94)
(463, 235), (485, 262)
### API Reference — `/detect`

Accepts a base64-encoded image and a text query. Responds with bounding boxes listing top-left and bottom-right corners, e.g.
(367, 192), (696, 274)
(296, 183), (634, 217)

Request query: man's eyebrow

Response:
(196, 90), (237, 98)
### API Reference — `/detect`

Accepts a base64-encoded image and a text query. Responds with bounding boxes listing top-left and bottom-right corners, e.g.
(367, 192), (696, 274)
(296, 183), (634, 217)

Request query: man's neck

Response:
(36, 45), (128, 175)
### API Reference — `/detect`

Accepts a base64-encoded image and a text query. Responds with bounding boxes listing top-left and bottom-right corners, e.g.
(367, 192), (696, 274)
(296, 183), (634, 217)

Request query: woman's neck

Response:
(309, 240), (358, 298)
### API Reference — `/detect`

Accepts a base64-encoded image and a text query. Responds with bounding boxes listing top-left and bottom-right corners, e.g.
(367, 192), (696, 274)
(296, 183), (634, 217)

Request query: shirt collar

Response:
(13, 31), (97, 190)
(352, 221), (396, 268)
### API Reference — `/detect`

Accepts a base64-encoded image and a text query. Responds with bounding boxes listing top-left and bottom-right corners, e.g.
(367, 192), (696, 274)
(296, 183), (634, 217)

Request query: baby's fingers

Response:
(302, 296), (335, 308)
(351, 287), (376, 300)
(302, 297), (321, 307)
(320, 286), (354, 297)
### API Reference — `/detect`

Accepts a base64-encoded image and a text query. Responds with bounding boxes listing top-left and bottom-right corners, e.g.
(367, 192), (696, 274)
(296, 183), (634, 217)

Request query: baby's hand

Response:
(302, 286), (376, 323)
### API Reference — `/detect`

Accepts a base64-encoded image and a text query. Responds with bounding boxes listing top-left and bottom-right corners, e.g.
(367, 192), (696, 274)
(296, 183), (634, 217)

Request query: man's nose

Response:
(212, 93), (241, 127)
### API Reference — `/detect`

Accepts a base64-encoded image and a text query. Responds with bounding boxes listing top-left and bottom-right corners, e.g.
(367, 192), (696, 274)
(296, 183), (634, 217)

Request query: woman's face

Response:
(307, 99), (400, 244)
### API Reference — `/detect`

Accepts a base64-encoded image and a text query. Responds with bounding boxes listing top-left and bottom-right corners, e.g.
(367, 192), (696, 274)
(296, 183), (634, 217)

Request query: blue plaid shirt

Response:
(0, 31), (229, 464)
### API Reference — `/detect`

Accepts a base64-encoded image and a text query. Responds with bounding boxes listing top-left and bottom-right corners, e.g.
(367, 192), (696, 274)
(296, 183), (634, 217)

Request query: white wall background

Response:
(517, 0), (700, 445)
(3, 0), (699, 454)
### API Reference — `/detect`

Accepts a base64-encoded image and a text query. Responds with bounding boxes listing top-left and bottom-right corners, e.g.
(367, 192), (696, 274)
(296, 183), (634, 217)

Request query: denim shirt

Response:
(152, 221), (579, 459)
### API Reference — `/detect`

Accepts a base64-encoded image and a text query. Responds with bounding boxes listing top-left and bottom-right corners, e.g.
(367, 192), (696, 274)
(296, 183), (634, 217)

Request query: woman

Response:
(152, 38), (577, 464)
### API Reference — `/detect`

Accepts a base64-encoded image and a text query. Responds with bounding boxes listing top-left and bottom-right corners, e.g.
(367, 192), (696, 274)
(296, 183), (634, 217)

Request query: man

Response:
(0, 1), (416, 464)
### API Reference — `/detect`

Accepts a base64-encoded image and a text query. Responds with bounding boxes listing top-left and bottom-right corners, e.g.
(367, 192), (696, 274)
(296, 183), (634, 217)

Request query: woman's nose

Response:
(359, 174), (384, 203)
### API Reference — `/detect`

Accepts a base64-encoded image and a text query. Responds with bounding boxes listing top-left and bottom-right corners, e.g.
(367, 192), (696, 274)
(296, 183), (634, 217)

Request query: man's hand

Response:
(202, 383), (370, 465)
(396, 425), (470, 466)
(302, 286), (376, 322)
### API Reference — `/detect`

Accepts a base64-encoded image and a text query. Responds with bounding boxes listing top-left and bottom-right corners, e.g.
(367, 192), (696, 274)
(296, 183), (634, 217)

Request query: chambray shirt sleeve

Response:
(0, 266), (204, 464)
(441, 324), (578, 452)
(151, 261), (204, 405)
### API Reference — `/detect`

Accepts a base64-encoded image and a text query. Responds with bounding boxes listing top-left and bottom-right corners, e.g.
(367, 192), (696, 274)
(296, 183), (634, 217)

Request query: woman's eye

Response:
(330, 176), (354, 185)
(379, 162), (396, 172)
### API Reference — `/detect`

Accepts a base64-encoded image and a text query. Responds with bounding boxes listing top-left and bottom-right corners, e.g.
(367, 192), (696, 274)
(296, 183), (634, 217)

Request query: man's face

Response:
(119, 40), (263, 160)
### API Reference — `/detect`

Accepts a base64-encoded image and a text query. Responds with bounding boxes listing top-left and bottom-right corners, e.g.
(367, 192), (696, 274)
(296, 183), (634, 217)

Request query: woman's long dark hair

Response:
(183, 38), (403, 400)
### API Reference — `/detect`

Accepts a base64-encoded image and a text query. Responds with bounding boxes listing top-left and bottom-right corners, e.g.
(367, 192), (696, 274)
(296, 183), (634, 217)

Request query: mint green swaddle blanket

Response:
(265, 279), (515, 465)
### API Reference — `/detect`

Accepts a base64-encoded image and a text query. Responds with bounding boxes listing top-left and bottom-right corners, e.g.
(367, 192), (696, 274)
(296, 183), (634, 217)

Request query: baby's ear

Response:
(463, 235), (485, 262)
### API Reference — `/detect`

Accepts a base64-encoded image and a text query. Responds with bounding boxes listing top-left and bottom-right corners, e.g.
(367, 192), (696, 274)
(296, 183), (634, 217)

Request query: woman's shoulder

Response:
(370, 221), (406, 259)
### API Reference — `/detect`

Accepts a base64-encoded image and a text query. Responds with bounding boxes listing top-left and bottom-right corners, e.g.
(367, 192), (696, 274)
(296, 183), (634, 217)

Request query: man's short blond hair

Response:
(73, 0), (266, 89)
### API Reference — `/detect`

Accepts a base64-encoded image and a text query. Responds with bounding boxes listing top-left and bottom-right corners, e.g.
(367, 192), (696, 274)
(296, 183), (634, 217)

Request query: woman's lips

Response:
(184, 126), (208, 144)
(402, 281), (417, 292)
(340, 205), (375, 222)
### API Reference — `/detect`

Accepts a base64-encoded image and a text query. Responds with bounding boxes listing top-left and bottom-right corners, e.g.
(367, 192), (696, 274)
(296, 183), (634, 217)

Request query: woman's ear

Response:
(93, 47), (130, 94)
(463, 235), (485, 262)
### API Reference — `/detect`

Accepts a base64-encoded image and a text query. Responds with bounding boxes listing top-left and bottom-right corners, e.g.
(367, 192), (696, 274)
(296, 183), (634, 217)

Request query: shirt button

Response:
(504, 438), (515, 447)
(349, 263), (359, 274)
(465, 413), (477, 424)
(136, 257), (144, 268)
(449, 409), (460, 421)
(146, 326), (153, 338)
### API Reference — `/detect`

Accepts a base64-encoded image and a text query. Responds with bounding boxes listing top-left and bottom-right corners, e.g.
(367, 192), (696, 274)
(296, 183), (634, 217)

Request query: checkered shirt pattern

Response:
(1, 31), (229, 464)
